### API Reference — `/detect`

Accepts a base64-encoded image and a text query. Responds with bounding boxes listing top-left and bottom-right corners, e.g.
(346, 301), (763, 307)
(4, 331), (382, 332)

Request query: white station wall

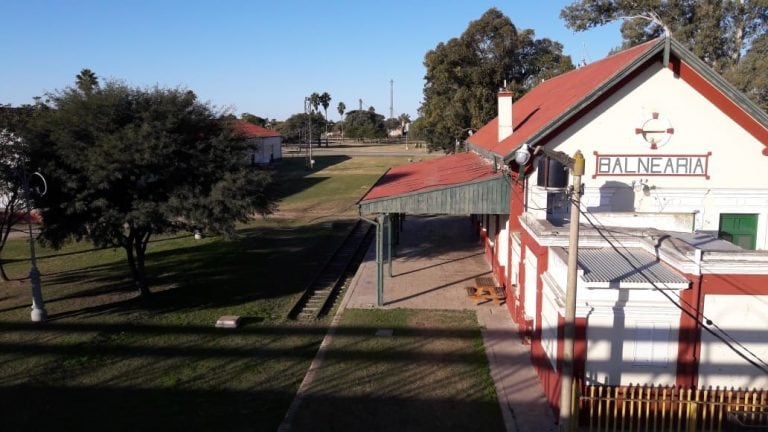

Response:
(698, 294), (768, 389)
(530, 62), (768, 249)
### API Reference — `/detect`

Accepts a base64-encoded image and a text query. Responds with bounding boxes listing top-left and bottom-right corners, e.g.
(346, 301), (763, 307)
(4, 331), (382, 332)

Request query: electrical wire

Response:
(572, 199), (768, 375)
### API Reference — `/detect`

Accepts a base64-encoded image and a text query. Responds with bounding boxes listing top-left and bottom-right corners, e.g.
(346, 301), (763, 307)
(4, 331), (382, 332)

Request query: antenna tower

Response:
(389, 79), (394, 119)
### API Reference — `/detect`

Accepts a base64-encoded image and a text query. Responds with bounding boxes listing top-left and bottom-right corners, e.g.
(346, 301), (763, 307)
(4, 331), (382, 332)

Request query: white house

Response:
(232, 120), (282, 165)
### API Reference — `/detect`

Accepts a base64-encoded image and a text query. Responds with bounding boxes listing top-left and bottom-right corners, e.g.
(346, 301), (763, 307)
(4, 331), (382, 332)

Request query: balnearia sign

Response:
(592, 151), (711, 179)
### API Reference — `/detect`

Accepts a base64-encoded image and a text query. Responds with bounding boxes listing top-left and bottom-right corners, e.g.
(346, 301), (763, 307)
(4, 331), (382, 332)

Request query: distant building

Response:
(231, 120), (282, 165)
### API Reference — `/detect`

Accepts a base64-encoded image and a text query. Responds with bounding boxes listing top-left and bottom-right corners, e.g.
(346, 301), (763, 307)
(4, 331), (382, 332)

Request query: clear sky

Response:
(1, 1), (622, 121)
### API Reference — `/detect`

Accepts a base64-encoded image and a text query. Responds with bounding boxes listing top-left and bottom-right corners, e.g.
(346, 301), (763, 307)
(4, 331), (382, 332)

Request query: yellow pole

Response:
(559, 150), (585, 432)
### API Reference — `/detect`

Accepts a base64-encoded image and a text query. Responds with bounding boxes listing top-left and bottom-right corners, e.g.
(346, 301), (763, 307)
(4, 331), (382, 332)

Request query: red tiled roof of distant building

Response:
(231, 120), (281, 138)
(360, 152), (501, 202)
(469, 39), (662, 158)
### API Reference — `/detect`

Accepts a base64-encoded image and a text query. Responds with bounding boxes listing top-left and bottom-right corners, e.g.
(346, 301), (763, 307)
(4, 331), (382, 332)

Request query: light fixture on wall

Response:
(513, 143), (532, 166)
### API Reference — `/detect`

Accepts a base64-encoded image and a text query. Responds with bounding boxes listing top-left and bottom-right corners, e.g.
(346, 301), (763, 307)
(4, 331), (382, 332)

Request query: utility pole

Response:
(559, 150), (585, 432)
(389, 79), (394, 119)
(514, 144), (585, 431)
(304, 97), (313, 169)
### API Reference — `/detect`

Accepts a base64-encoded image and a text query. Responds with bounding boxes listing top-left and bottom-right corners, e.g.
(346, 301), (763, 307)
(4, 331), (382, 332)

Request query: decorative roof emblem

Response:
(635, 112), (674, 150)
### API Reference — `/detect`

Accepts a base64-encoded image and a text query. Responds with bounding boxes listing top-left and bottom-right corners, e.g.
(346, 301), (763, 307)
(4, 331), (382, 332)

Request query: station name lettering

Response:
(595, 155), (708, 176)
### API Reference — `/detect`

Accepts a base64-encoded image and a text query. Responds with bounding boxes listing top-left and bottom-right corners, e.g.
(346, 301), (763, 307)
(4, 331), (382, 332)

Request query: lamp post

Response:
(304, 97), (313, 169)
(514, 144), (584, 431)
(21, 169), (47, 322)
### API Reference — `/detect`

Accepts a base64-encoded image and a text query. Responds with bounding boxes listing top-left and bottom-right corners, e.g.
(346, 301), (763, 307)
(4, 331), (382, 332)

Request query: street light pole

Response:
(21, 170), (47, 322)
(514, 144), (584, 431)
(304, 97), (313, 169)
(559, 150), (584, 431)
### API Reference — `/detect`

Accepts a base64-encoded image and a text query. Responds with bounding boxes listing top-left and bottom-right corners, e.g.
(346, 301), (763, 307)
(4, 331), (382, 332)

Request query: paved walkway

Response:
(345, 215), (557, 432)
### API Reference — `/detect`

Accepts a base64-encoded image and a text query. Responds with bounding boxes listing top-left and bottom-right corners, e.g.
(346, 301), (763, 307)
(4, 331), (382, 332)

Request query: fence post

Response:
(687, 388), (698, 432)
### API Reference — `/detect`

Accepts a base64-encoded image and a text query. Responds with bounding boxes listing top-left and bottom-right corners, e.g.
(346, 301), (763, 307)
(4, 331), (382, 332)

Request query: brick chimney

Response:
(498, 89), (513, 143)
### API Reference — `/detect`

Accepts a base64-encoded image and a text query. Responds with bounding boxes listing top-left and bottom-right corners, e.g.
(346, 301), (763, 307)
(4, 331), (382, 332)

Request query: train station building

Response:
(358, 36), (768, 411)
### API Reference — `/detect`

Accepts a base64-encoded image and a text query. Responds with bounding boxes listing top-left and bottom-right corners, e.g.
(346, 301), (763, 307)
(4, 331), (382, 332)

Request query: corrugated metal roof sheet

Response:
(360, 152), (501, 201)
(358, 152), (509, 215)
(577, 247), (689, 288)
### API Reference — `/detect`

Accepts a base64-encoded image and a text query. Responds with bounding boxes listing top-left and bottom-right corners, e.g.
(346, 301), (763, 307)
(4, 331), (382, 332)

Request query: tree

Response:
(0, 128), (29, 281)
(419, 8), (574, 152)
(26, 80), (276, 297)
(75, 68), (99, 94)
(725, 33), (768, 112)
(240, 112), (267, 127)
(309, 93), (320, 114)
(344, 109), (386, 139)
(319, 92), (331, 139)
(276, 112), (326, 143)
(337, 101), (346, 138)
(560, 1), (768, 109)
(384, 117), (401, 132)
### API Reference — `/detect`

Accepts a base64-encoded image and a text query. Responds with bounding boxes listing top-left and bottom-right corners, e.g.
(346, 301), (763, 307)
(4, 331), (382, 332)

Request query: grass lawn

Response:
(0, 154), (503, 431)
(0, 154), (410, 431)
(289, 309), (505, 432)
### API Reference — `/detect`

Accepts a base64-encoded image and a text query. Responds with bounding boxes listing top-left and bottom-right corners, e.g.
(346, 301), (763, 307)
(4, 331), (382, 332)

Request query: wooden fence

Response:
(577, 382), (768, 432)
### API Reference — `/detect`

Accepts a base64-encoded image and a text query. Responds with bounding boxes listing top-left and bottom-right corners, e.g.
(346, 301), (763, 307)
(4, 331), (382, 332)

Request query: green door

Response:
(719, 213), (758, 250)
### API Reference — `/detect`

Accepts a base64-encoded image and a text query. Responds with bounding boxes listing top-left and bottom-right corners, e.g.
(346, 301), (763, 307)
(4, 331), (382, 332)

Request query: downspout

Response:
(691, 248), (705, 388)
(359, 213), (384, 306)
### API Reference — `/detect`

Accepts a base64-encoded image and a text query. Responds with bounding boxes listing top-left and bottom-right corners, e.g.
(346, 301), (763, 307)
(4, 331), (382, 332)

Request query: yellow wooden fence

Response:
(577, 382), (768, 432)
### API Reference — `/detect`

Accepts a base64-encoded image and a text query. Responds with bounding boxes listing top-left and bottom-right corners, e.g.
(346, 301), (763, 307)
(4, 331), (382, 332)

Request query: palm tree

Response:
(309, 93), (320, 113)
(76, 68), (99, 95)
(337, 102), (346, 140)
(319, 92), (331, 145)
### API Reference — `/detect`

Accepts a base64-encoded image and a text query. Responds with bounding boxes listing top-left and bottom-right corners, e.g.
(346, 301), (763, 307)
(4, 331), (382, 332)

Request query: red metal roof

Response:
(360, 152), (502, 202)
(231, 120), (281, 138)
(469, 39), (661, 158)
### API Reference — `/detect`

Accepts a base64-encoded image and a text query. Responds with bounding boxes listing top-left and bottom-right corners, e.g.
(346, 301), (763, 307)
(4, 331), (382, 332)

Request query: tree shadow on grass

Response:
(20, 220), (355, 320)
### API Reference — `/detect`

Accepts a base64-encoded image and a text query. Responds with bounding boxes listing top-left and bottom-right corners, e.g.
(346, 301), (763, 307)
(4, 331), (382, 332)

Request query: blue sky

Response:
(1, 1), (622, 121)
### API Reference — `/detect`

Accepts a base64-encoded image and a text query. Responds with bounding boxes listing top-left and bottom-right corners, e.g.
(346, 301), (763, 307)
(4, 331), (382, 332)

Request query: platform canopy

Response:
(358, 152), (510, 215)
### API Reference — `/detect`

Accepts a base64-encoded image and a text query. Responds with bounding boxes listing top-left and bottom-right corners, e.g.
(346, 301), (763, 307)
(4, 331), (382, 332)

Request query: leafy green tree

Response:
(276, 112), (326, 143)
(560, 1), (768, 109)
(240, 112), (267, 127)
(75, 68), (99, 94)
(26, 80), (276, 296)
(419, 8), (574, 152)
(384, 117), (401, 132)
(344, 109), (386, 139)
(0, 125), (30, 281)
(726, 33), (768, 112)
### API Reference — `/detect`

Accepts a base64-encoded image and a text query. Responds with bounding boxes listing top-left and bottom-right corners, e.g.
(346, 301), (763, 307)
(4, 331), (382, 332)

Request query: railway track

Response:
(288, 220), (373, 321)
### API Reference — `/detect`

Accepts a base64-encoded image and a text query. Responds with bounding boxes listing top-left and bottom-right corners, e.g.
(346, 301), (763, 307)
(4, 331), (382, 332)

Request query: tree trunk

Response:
(124, 233), (150, 297)
(0, 261), (9, 282)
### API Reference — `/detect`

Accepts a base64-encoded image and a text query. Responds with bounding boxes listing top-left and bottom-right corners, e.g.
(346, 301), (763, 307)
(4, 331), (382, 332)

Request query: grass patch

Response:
(289, 309), (504, 432)
(273, 155), (413, 217)
(0, 218), (355, 430)
(0, 154), (407, 431)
